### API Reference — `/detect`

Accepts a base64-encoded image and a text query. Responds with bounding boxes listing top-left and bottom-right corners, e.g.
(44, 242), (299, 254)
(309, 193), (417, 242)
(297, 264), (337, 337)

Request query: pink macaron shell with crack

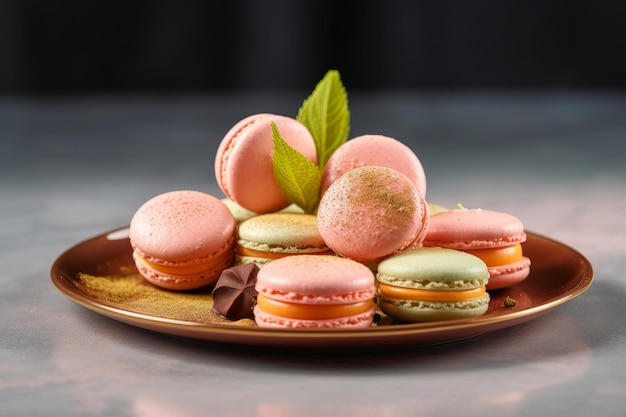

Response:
(423, 208), (527, 249)
(129, 190), (236, 290)
(317, 166), (428, 263)
(254, 255), (376, 329)
(320, 134), (427, 198)
(214, 114), (317, 214)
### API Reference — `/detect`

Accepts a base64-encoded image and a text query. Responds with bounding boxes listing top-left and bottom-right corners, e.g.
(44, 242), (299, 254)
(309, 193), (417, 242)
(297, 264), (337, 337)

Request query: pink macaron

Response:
(316, 166), (429, 265)
(320, 134), (427, 198)
(253, 255), (376, 328)
(214, 113), (317, 214)
(129, 190), (237, 290)
(423, 207), (531, 290)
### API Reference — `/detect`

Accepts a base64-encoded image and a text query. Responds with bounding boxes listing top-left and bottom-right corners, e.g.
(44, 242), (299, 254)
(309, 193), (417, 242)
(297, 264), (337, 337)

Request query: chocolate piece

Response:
(212, 263), (260, 320)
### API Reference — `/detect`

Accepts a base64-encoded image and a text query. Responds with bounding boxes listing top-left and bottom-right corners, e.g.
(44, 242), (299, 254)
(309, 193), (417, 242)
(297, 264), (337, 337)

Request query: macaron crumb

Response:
(504, 296), (517, 308)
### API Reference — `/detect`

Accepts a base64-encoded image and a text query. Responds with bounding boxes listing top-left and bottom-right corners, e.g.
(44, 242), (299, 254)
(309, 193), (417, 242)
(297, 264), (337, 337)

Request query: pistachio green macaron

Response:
(376, 247), (491, 322)
(235, 213), (333, 267)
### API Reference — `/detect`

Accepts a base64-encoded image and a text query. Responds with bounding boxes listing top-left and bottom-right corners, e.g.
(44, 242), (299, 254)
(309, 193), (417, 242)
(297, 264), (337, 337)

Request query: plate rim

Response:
(50, 227), (594, 349)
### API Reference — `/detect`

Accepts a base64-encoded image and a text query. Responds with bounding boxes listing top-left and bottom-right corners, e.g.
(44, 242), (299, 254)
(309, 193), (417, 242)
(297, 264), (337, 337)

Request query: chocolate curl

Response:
(212, 263), (260, 320)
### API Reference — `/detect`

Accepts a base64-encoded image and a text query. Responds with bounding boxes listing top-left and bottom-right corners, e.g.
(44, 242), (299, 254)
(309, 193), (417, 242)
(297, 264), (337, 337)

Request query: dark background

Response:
(1, 0), (624, 95)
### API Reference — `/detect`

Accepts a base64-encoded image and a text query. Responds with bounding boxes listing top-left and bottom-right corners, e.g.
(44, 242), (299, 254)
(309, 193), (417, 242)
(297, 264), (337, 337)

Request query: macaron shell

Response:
(376, 247), (490, 290)
(317, 166), (428, 263)
(253, 305), (375, 329)
(378, 293), (490, 322)
(486, 256), (531, 290)
(320, 134), (427, 198)
(423, 208), (527, 249)
(255, 255), (376, 305)
(214, 114), (317, 213)
(130, 190), (236, 263)
(237, 213), (327, 253)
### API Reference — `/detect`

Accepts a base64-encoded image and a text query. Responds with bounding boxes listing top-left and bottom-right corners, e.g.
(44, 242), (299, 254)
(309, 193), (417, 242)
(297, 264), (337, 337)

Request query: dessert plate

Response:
(51, 227), (593, 351)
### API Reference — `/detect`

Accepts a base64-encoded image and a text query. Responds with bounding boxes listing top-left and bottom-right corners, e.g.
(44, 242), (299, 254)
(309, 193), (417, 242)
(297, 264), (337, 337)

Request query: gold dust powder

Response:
(76, 273), (256, 327)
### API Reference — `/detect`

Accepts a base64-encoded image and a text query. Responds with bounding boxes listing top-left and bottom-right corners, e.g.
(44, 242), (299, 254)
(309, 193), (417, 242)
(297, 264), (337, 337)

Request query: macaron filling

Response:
(256, 294), (374, 320)
(378, 283), (487, 303)
(133, 249), (232, 276)
(236, 245), (335, 260)
(463, 243), (523, 267)
(256, 284), (376, 304)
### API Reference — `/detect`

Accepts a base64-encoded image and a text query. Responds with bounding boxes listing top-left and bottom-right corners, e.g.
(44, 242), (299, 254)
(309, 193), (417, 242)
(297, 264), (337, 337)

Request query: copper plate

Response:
(51, 227), (593, 351)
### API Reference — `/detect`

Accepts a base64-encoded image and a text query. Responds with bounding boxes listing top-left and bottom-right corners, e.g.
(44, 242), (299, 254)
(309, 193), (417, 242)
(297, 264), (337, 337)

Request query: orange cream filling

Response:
(464, 244), (523, 267)
(378, 283), (487, 302)
(256, 293), (373, 320)
(236, 245), (334, 260)
(137, 254), (225, 276)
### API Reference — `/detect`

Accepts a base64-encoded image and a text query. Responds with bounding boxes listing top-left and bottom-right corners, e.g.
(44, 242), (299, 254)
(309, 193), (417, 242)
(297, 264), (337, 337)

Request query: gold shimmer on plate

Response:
(76, 273), (256, 327)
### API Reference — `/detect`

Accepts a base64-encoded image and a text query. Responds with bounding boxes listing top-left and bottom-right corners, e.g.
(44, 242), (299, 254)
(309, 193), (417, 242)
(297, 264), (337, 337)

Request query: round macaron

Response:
(254, 255), (376, 328)
(214, 113), (317, 214)
(376, 247), (491, 322)
(129, 190), (236, 290)
(316, 166), (429, 265)
(423, 207), (531, 290)
(320, 134), (427, 198)
(235, 213), (333, 267)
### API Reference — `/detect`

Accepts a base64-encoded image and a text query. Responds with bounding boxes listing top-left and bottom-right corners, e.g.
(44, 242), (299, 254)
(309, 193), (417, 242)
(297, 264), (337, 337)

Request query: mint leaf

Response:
(271, 122), (321, 214)
(297, 69), (350, 171)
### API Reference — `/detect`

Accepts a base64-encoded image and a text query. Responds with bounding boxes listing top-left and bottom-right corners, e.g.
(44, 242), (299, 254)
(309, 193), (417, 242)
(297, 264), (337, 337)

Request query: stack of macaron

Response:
(126, 72), (532, 327)
(212, 113), (432, 269)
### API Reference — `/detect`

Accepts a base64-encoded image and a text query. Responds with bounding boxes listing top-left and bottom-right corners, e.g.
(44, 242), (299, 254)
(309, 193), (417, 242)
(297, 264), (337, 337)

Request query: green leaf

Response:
(296, 69), (350, 171)
(271, 122), (321, 214)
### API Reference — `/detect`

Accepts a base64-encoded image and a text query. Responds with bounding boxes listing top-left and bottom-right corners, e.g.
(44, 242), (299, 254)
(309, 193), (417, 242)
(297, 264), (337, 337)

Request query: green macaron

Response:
(235, 213), (333, 267)
(376, 247), (490, 322)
